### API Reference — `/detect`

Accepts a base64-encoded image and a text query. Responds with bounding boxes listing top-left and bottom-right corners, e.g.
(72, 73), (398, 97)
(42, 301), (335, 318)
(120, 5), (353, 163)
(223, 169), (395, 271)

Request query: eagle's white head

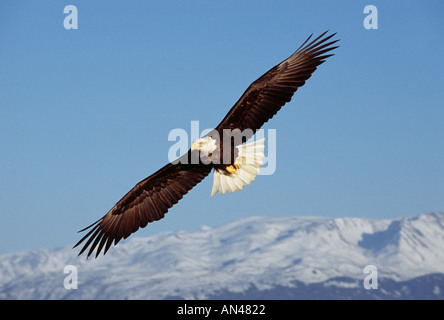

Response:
(190, 136), (217, 159)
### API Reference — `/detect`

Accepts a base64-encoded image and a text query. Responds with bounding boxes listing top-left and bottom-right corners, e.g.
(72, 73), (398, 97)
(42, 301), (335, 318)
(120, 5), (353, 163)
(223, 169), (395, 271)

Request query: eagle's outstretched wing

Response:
(74, 153), (211, 258)
(215, 31), (339, 142)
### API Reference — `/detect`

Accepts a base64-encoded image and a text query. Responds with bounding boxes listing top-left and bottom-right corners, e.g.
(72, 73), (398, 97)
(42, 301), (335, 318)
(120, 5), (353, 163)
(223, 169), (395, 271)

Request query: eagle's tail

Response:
(211, 138), (266, 196)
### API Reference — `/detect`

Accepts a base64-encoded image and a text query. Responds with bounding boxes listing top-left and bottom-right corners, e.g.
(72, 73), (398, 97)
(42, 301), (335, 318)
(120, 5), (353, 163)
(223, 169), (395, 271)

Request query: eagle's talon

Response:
(226, 165), (238, 174)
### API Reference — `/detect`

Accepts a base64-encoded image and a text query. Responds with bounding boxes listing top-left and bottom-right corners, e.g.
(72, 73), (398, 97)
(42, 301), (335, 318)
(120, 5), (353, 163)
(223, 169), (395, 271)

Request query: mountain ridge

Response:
(1, 212), (443, 299)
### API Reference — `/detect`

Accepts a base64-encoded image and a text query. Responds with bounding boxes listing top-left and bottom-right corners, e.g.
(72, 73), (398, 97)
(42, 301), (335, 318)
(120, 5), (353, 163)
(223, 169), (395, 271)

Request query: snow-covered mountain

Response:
(1, 212), (444, 299)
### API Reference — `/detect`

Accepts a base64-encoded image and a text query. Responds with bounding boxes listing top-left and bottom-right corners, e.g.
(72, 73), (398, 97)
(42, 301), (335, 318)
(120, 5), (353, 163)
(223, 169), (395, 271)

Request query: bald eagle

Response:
(74, 31), (339, 258)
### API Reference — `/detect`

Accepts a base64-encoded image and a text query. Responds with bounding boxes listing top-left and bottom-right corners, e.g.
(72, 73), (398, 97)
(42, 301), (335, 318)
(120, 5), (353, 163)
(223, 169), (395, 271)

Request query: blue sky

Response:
(0, 0), (443, 255)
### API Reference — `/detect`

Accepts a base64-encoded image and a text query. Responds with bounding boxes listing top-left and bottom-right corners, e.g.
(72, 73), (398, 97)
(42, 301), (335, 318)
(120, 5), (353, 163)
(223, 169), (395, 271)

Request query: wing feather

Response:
(74, 157), (211, 258)
(215, 31), (339, 142)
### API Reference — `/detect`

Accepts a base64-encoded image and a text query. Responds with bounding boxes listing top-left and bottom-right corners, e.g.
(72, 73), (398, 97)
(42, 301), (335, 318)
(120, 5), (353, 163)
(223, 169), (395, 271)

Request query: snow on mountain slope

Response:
(0, 212), (443, 299)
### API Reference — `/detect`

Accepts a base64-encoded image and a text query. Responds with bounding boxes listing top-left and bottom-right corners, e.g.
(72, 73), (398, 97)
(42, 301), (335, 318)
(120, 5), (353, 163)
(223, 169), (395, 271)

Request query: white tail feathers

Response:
(211, 138), (266, 196)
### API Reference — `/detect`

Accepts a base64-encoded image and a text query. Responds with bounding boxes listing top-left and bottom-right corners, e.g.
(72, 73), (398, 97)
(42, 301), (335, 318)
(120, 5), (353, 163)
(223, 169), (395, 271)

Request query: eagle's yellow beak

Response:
(191, 141), (200, 151)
